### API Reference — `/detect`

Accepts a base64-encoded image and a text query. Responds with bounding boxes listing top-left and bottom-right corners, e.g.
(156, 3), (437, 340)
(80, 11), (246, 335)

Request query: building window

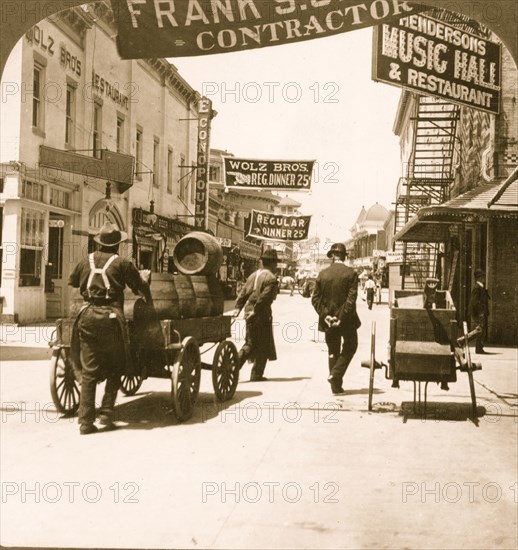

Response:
(153, 138), (160, 187)
(167, 147), (173, 194)
(116, 114), (125, 153)
(65, 83), (75, 146)
(32, 64), (43, 129)
(49, 187), (71, 209)
(135, 126), (143, 180)
(209, 165), (221, 182)
(179, 154), (186, 201)
(93, 102), (102, 159)
(19, 208), (44, 287)
(22, 180), (45, 202)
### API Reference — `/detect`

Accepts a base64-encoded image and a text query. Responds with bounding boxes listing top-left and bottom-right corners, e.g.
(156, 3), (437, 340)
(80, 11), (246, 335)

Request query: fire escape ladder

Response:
(394, 95), (460, 289)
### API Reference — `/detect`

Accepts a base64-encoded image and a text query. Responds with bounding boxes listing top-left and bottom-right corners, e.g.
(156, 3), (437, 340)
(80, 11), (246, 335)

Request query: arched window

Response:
(88, 201), (125, 253)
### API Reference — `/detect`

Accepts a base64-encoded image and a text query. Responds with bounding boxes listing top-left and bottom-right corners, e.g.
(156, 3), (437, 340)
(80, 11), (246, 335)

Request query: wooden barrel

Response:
(173, 274), (197, 319)
(206, 275), (224, 316)
(173, 232), (223, 276)
(148, 273), (181, 319)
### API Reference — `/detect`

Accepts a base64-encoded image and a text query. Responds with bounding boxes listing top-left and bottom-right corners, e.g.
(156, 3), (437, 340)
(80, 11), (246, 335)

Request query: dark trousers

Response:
(77, 307), (124, 426)
(471, 313), (488, 352)
(366, 289), (375, 310)
(325, 325), (358, 387)
(238, 315), (274, 378)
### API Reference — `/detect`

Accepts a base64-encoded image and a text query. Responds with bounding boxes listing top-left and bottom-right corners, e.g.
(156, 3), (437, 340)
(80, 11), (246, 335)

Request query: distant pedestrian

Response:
(470, 268), (490, 354)
(364, 274), (376, 310)
(233, 249), (279, 381)
(69, 222), (152, 435)
(311, 243), (361, 395)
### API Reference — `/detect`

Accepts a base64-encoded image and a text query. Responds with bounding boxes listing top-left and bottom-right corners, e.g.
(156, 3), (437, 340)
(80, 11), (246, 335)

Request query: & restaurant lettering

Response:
(372, 13), (501, 114)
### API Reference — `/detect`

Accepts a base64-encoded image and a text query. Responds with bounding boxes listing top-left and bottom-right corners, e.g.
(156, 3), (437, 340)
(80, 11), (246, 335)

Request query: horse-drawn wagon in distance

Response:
(363, 282), (482, 423)
(49, 232), (240, 422)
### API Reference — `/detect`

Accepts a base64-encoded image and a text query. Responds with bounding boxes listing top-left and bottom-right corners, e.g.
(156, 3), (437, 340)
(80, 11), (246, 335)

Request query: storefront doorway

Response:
(45, 216), (66, 319)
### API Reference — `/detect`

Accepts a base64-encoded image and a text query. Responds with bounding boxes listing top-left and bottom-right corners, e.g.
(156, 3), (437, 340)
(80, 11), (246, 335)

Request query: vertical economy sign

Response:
(195, 97), (212, 229)
(372, 13), (501, 114)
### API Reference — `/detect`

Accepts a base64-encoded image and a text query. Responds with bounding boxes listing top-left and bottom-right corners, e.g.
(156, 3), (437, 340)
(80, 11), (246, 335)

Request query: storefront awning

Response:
(395, 178), (518, 243)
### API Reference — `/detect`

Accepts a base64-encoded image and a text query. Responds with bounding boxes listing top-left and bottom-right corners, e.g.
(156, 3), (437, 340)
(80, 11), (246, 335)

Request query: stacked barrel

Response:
(125, 231), (224, 321)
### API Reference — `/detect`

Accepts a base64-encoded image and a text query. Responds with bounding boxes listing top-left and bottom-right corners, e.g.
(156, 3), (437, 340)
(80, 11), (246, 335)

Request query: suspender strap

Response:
(86, 253), (118, 299)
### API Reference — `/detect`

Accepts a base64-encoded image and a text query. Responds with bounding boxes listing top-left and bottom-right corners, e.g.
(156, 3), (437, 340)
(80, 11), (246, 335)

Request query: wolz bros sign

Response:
(373, 13), (501, 114)
(113, 0), (426, 59)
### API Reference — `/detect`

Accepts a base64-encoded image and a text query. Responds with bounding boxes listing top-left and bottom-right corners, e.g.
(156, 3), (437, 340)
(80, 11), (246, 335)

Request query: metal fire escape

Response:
(394, 95), (460, 289)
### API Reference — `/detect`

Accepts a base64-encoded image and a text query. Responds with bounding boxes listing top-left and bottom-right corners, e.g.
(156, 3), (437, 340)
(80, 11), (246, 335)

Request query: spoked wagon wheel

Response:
(49, 347), (80, 416)
(171, 337), (201, 422)
(212, 340), (239, 402)
(120, 375), (143, 396)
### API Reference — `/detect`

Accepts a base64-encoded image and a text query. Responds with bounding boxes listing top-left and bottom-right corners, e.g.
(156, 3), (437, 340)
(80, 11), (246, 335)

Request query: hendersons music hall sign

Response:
(373, 14), (501, 114)
(113, 0), (426, 59)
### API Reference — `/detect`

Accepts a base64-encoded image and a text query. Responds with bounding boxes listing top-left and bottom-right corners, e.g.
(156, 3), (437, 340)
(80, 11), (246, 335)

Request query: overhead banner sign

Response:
(224, 157), (314, 190)
(39, 146), (134, 193)
(372, 13), (502, 114)
(195, 97), (212, 229)
(112, 0), (427, 59)
(248, 210), (311, 242)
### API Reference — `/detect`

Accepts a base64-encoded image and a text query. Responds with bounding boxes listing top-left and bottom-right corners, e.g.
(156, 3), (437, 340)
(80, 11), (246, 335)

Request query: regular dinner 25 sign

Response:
(248, 210), (311, 242)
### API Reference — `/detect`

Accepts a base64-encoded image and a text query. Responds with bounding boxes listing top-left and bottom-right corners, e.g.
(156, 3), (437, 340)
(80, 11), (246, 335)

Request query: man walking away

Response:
(69, 222), (152, 435)
(233, 249), (279, 381)
(311, 243), (361, 395)
(364, 274), (376, 310)
(470, 268), (490, 354)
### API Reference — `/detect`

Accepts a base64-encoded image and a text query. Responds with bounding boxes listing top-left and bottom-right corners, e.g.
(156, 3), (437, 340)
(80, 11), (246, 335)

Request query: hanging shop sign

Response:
(39, 146), (134, 193)
(372, 13), (502, 114)
(216, 237), (233, 248)
(112, 0), (427, 59)
(247, 210), (311, 242)
(195, 97), (212, 229)
(132, 208), (193, 238)
(238, 239), (261, 260)
(223, 157), (314, 190)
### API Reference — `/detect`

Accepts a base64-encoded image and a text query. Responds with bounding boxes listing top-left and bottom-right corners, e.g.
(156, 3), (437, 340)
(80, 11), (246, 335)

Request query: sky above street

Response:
(173, 26), (403, 242)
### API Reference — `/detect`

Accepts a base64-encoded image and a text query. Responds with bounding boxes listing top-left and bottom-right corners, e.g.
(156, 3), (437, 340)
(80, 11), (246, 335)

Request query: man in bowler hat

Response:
(470, 268), (490, 354)
(69, 221), (152, 434)
(233, 248), (279, 381)
(311, 243), (361, 394)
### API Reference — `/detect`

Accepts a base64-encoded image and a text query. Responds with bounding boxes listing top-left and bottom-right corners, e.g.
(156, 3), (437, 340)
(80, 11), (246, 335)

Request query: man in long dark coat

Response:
(311, 243), (361, 394)
(69, 222), (152, 435)
(470, 268), (490, 354)
(233, 249), (279, 381)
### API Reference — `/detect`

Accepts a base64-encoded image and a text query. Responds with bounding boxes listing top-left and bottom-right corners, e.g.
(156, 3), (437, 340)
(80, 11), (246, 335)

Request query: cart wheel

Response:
(49, 347), (80, 416)
(368, 322), (376, 412)
(212, 340), (239, 402)
(171, 337), (201, 422)
(462, 322), (478, 421)
(120, 375), (143, 396)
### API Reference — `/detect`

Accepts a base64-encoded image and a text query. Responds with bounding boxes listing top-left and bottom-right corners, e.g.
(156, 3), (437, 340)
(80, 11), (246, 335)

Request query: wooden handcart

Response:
(49, 312), (240, 422)
(362, 290), (482, 422)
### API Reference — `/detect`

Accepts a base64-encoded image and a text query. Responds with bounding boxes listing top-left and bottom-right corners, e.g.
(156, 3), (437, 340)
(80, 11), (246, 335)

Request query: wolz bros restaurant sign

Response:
(113, 0), (426, 59)
(224, 157), (314, 190)
(248, 210), (311, 241)
(373, 13), (501, 114)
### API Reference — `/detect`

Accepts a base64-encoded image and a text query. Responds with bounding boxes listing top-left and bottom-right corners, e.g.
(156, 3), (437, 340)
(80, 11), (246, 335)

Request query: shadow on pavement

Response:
(399, 401), (486, 425)
(0, 346), (52, 361)
(240, 376), (311, 383)
(112, 390), (262, 429)
(341, 387), (384, 395)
